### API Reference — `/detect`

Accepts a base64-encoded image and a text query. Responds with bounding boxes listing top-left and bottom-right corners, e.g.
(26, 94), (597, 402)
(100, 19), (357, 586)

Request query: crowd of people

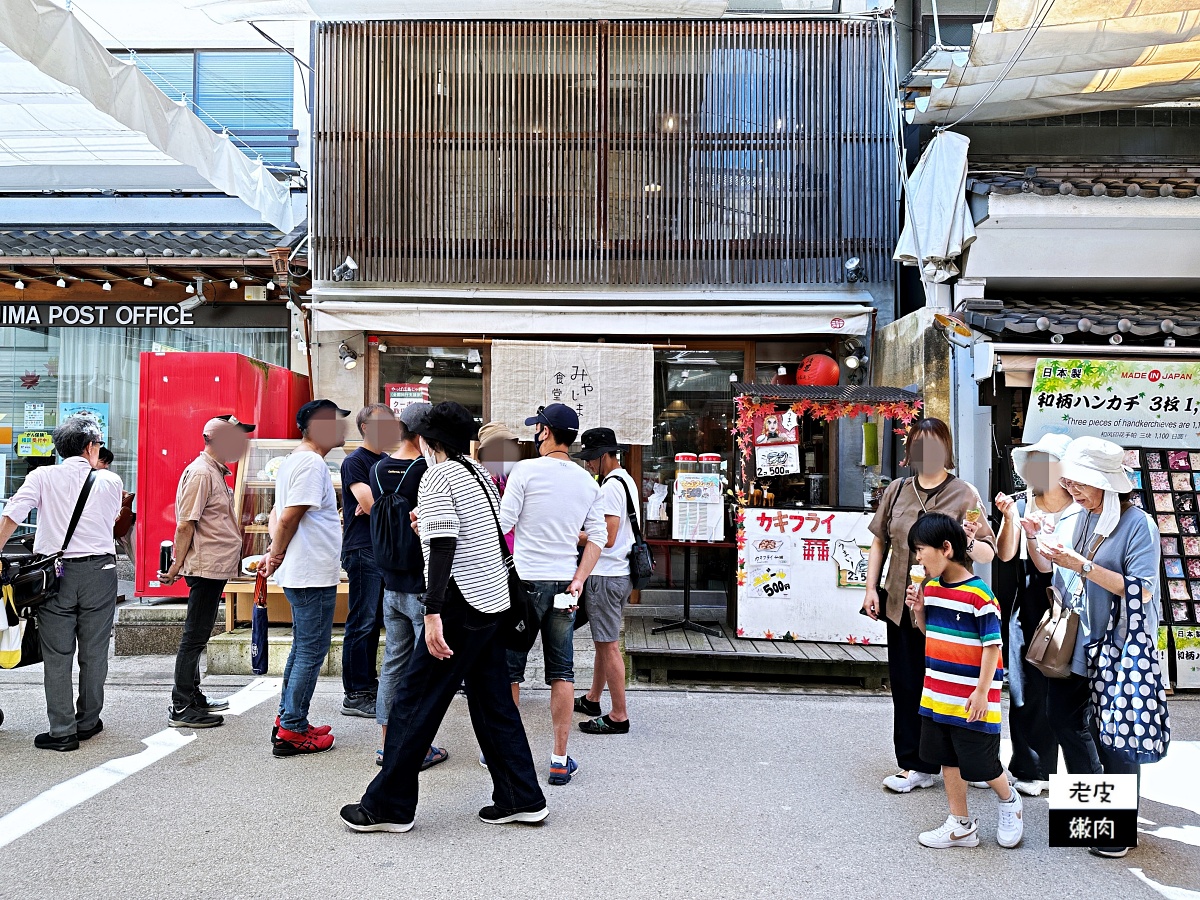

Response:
(0, 408), (1171, 849)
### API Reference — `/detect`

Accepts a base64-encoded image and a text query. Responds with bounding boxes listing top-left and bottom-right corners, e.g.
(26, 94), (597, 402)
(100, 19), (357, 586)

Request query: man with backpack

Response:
(572, 427), (638, 734)
(370, 402), (447, 771)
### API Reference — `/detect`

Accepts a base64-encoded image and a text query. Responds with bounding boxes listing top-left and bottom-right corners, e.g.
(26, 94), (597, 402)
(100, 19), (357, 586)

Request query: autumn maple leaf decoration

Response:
(20, 372), (40, 389)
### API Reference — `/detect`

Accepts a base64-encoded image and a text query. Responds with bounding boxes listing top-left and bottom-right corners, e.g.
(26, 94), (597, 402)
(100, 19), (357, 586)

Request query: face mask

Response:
(533, 426), (545, 455)
(418, 437), (438, 469)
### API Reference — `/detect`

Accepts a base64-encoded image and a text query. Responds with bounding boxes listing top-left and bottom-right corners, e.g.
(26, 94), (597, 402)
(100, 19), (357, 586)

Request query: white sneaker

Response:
(883, 770), (938, 793)
(997, 791), (1024, 848)
(1013, 779), (1047, 797)
(479, 752), (488, 769)
(919, 815), (979, 849)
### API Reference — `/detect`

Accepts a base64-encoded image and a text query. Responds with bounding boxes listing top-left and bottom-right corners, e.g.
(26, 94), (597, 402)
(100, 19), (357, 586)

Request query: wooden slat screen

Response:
(313, 19), (896, 286)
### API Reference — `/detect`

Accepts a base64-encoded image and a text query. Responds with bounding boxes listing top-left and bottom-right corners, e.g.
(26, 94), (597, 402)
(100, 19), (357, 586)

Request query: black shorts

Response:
(919, 716), (1003, 783)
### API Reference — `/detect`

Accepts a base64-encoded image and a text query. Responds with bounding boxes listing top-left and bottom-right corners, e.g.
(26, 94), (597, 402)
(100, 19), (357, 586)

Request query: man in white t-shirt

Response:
(263, 399), (348, 758)
(499, 403), (607, 786)
(571, 427), (636, 735)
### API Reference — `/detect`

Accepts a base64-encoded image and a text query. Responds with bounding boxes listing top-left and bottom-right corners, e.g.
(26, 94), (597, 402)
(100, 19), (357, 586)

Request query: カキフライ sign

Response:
(1024, 358), (1200, 449)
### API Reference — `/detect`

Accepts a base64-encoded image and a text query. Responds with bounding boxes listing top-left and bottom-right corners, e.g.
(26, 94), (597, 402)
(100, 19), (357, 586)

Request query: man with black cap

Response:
(572, 427), (636, 734)
(160, 414), (255, 729)
(500, 402), (607, 786)
(263, 398), (348, 757)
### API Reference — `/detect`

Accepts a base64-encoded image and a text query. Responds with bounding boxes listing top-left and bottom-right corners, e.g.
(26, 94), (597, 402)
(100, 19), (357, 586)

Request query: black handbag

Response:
(454, 459), (539, 654)
(607, 474), (655, 590)
(1, 471), (97, 614)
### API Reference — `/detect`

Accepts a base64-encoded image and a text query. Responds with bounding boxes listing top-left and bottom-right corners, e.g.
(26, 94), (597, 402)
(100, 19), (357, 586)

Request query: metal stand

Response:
(652, 542), (721, 637)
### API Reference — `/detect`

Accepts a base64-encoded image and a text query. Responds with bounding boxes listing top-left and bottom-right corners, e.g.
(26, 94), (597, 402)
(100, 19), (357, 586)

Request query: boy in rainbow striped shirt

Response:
(905, 512), (1024, 850)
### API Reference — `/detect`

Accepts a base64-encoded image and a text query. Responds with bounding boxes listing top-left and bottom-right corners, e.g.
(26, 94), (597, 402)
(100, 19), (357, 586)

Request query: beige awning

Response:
(909, 1), (1200, 124)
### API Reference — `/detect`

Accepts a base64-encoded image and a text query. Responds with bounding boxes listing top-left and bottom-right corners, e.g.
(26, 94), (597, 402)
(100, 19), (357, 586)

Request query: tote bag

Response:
(1088, 576), (1171, 765)
(0, 588), (21, 668)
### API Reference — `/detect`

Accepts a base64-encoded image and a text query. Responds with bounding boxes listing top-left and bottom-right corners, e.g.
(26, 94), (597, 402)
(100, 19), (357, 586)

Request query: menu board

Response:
(737, 508), (887, 644)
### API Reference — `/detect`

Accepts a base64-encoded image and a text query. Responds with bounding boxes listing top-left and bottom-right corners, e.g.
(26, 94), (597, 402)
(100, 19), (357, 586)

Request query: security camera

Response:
(179, 278), (206, 311)
(331, 256), (359, 282)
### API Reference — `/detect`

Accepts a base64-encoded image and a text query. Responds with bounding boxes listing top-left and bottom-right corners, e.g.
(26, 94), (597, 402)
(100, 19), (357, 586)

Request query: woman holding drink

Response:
(865, 418), (997, 794)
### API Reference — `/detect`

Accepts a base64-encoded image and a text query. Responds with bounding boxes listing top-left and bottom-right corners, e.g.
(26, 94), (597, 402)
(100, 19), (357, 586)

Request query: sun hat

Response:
(1011, 432), (1072, 485)
(1059, 436), (1133, 494)
(571, 427), (624, 461)
(477, 421), (519, 450)
(410, 401), (478, 454)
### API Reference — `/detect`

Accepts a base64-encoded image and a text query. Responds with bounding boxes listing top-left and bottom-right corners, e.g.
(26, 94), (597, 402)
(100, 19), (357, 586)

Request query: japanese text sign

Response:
(1024, 358), (1200, 448)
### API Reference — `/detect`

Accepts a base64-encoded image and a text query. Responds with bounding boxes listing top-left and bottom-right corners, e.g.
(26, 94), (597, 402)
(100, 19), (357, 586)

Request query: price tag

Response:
(755, 443), (801, 478)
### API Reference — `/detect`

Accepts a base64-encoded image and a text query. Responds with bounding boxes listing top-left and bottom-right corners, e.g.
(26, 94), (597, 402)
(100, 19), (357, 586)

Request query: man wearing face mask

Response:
(263, 399), (349, 757)
(500, 403), (607, 786)
(160, 414), (256, 729)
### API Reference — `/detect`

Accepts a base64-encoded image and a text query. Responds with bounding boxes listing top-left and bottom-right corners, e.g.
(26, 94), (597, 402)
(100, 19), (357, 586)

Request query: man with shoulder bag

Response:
(0, 415), (124, 751)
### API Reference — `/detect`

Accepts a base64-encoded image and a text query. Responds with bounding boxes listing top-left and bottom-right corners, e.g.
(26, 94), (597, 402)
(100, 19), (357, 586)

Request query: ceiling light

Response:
(56, 277), (66, 288)
(186, 283), (195, 294)
(266, 280), (276, 291)
(777, 365), (787, 375)
(102, 281), (112, 291)
(425, 358), (434, 369)
(229, 279), (238, 290)
(14, 280), (24, 290)
(143, 276), (154, 287)
(472, 364), (482, 374)
(420, 375), (433, 385)
(339, 341), (359, 370)
(1050, 334), (1064, 344)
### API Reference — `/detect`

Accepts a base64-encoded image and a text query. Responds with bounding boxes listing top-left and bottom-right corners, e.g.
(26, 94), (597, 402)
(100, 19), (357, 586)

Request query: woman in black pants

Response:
(340, 402), (546, 833)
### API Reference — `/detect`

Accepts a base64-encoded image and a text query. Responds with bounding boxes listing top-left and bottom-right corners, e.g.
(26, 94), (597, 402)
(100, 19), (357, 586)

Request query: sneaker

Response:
(341, 692), (377, 718)
(548, 757), (579, 786)
(1088, 846), (1129, 859)
(339, 803), (413, 833)
(168, 706), (224, 729)
(77, 719), (104, 741)
(919, 815), (980, 849)
(479, 804), (549, 825)
(34, 732), (79, 752)
(997, 791), (1024, 848)
(193, 693), (230, 713)
(1013, 779), (1048, 797)
(579, 714), (630, 735)
(573, 695), (601, 716)
(272, 716), (332, 743)
(273, 725), (335, 757)
(883, 770), (937, 793)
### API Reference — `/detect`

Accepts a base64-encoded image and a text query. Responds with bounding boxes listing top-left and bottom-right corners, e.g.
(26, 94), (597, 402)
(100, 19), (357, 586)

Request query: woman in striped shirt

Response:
(341, 402), (547, 833)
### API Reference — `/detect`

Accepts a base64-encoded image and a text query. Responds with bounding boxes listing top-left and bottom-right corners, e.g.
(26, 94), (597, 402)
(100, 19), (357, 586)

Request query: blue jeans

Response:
(506, 580), (575, 685)
(377, 590), (425, 727)
(278, 585), (337, 733)
(341, 547), (384, 695)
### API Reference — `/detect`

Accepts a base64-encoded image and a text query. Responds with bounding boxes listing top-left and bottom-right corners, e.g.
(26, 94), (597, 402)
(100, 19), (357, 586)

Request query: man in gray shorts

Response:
(572, 428), (636, 734)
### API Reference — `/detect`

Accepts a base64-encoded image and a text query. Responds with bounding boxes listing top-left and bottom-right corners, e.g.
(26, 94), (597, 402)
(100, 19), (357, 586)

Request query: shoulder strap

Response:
(453, 457), (514, 564)
(373, 458), (416, 498)
(62, 470), (97, 554)
(603, 473), (644, 543)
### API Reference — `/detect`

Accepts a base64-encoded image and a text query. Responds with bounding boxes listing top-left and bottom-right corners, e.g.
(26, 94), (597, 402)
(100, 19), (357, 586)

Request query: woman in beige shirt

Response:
(864, 418), (996, 793)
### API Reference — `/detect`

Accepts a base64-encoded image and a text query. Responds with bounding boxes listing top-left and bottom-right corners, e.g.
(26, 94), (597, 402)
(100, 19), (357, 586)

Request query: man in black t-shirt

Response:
(339, 404), (399, 718)
(369, 402), (447, 770)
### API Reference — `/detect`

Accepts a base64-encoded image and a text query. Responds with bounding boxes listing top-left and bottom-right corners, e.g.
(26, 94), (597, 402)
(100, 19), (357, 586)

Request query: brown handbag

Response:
(1025, 533), (1105, 679)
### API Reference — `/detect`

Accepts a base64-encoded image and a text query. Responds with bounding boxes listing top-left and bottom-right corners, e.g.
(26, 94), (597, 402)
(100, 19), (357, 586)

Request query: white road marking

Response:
(0, 678), (281, 849)
(1130, 868), (1200, 900)
(1140, 825), (1200, 849)
(1143, 741), (1200, 818)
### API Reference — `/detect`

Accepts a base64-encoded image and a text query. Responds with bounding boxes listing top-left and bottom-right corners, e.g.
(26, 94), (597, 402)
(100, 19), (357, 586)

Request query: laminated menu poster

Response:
(672, 473), (723, 541)
(737, 508), (887, 644)
(1024, 358), (1200, 448)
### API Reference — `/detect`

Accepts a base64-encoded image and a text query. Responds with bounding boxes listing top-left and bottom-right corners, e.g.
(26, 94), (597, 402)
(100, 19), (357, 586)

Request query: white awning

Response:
(187, 0), (728, 23)
(909, 0), (1200, 124)
(893, 131), (975, 283)
(0, 0), (297, 232)
(310, 294), (872, 336)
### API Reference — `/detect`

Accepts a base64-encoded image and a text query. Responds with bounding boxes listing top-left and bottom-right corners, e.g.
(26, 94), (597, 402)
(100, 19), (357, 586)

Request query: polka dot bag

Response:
(1087, 576), (1171, 765)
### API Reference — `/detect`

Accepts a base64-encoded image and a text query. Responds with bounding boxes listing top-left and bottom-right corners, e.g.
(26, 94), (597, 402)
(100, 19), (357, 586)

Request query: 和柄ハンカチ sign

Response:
(1024, 358), (1200, 449)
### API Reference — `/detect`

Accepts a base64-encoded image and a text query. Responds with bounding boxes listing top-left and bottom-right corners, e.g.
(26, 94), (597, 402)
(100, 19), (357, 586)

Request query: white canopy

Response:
(893, 131), (975, 283)
(910, 0), (1200, 124)
(187, 0), (727, 23)
(0, 0), (297, 232)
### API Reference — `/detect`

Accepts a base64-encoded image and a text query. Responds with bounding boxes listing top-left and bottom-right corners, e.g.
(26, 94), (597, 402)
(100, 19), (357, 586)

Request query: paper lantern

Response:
(794, 353), (840, 386)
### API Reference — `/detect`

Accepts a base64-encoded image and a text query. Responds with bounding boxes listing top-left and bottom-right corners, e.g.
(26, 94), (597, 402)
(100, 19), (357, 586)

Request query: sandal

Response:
(421, 746), (449, 770)
(578, 714), (630, 735)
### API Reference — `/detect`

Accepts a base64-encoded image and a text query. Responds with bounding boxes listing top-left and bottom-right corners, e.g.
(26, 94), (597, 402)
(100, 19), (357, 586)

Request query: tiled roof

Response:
(967, 165), (1200, 198)
(0, 226), (293, 259)
(963, 295), (1200, 340)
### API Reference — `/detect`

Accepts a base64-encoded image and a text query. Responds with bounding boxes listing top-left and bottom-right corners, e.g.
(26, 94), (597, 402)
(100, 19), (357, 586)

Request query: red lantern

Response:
(794, 353), (840, 386)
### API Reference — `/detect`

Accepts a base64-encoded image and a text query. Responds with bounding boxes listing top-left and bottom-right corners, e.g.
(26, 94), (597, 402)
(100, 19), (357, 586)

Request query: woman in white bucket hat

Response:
(993, 432), (1081, 798)
(1037, 436), (1166, 860)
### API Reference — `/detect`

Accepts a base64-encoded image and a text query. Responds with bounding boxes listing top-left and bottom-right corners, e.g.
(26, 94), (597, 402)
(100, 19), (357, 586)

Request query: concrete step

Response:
(114, 602), (223, 656)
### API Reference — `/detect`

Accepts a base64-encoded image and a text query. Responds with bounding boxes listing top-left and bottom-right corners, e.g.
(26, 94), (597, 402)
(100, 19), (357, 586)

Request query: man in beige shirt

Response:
(159, 415), (254, 728)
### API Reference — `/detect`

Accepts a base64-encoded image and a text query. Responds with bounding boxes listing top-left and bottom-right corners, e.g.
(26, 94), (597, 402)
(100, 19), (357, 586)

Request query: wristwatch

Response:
(1081, 560), (1095, 579)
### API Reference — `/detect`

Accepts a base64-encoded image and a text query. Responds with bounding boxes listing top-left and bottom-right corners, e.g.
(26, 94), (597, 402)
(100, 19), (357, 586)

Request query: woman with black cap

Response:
(340, 402), (547, 832)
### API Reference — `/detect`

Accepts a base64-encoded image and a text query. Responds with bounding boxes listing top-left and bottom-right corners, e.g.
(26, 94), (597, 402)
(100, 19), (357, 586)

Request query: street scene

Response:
(3, 0), (1200, 897)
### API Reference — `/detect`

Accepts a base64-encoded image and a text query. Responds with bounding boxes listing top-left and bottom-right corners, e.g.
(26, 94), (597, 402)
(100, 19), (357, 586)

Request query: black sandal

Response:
(578, 714), (630, 735)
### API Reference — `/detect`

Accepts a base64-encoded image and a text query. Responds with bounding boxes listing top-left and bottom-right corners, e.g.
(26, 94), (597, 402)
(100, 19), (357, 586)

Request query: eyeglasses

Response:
(1059, 477), (1085, 491)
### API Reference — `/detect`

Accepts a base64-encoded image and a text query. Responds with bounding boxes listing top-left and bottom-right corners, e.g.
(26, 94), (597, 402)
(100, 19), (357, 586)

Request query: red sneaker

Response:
(273, 726), (335, 757)
(272, 716), (332, 743)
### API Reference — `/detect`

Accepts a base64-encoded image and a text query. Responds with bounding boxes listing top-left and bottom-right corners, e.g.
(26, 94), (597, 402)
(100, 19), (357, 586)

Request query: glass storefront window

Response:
(376, 344), (485, 422)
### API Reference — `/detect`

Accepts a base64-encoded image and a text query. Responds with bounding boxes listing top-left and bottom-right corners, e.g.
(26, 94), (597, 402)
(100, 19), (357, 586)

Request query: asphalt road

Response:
(1, 659), (1198, 900)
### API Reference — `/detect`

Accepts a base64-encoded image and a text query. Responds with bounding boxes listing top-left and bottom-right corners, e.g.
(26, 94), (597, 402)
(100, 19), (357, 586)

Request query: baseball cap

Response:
(398, 401), (432, 432)
(203, 414), (256, 436)
(525, 402), (579, 431)
(296, 398), (350, 431)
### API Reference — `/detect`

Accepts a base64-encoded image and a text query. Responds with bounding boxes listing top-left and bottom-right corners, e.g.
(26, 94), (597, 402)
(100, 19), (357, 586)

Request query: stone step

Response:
(114, 602), (223, 656)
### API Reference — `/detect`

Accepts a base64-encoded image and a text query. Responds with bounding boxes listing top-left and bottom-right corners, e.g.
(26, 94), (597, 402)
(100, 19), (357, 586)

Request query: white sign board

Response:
(672, 473), (724, 542)
(737, 508), (887, 644)
(23, 402), (44, 428)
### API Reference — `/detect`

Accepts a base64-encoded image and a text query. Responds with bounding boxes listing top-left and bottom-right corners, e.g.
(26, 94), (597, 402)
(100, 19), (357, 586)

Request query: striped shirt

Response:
(919, 575), (1004, 734)
(418, 456), (510, 614)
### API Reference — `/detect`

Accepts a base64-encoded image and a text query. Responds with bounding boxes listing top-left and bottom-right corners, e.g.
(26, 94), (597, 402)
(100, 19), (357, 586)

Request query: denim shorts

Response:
(506, 580), (575, 685)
